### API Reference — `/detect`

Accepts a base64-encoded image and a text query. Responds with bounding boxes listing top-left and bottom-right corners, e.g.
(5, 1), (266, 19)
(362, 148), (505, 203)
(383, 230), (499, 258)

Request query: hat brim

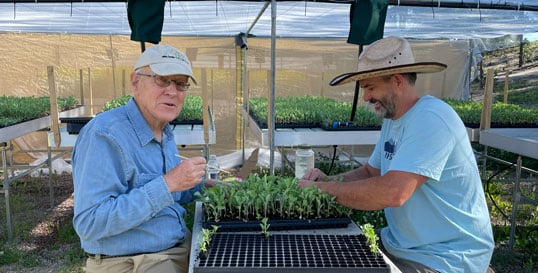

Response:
(329, 62), (447, 86)
(150, 63), (198, 85)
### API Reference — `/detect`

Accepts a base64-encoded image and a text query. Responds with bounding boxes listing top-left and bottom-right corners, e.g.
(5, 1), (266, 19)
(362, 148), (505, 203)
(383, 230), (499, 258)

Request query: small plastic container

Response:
(295, 146), (314, 178)
(206, 154), (220, 181)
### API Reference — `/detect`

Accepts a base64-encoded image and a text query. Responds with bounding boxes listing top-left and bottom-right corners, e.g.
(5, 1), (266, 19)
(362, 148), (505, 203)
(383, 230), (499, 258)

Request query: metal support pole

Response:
(509, 156), (523, 250)
(269, 0), (276, 175)
(241, 1), (268, 167)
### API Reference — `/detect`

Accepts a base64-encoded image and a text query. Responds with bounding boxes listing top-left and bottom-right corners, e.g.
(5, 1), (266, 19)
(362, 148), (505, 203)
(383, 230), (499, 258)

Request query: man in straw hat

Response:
(72, 44), (210, 273)
(299, 37), (494, 273)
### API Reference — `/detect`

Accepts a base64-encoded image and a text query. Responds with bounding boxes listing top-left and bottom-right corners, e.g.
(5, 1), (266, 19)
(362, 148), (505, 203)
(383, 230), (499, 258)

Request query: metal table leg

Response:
(509, 156), (522, 250)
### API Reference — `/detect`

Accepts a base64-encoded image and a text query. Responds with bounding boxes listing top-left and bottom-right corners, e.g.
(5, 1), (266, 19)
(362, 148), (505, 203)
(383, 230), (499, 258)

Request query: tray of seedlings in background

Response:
(444, 98), (538, 128)
(194, 233), (389, 273)
(0, 96), (79, 128)
(248, 96), (321, 129)
(321, 105), (381, 131)
(248, 96), (381, 130)
(103, 95), (204, 125)
(196, 175), (353, 232)
(61, 95), (206, 134)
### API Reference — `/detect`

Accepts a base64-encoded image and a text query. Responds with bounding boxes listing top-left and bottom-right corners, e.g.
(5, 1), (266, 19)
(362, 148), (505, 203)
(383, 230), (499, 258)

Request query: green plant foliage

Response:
(260, 217), (271, 238)
(352, 210), (387, 229)
(495, 88), (538, 109)
(196, 174), (353, 222)
(102, 95), (131, 111)
(249, 96), (381, 128)
(0, 96), (79, 128)
(178, 95), (203, 121)
(102, 95), (203, 122)
(359, 223), (380, 255)
(443, 98), (538, 126)
(57, 220), (79, 244)
(199, 225), (218, 254)
(0, 248), (22, 266)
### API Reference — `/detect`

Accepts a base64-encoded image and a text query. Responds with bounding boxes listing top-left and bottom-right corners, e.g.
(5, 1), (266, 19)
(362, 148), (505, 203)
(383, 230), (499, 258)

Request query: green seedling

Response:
(196, 174), (352, 223)
(199, 225), (218, 254)
(360, 223), (380, 255)
(260, 217), (271, 238)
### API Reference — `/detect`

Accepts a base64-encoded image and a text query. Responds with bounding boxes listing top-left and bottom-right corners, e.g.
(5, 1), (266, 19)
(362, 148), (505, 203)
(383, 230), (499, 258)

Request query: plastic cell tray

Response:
(194, 233), (390, 273)
(203, 217), (352, 232)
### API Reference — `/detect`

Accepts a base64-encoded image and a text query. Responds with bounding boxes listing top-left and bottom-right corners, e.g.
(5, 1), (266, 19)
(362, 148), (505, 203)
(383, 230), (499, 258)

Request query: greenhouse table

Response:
(244, 109), (380, 147)
(58, 105), (216, 158)
(188, 202), (402, 273)
(59, 123), (216, 147)
(243, 108), (379, 173)
(1, 106), (86, 240)
(466, 127), (480, 142)
(0, 106), (86, 143)
(59, 123), (216, 160)
(479, 128), (538, 250)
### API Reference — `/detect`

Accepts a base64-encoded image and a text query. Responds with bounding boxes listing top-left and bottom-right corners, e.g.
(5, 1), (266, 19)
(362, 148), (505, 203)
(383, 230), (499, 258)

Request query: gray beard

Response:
(367, 102), (388, 119)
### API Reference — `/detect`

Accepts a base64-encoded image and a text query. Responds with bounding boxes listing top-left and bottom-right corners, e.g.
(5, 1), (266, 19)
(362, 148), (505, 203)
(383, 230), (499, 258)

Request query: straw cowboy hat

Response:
(330, 36), (447, 86)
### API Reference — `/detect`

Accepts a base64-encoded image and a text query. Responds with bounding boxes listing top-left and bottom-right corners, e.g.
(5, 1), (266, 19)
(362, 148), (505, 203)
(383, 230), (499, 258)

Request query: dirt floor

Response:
(0, 173), (80, 273)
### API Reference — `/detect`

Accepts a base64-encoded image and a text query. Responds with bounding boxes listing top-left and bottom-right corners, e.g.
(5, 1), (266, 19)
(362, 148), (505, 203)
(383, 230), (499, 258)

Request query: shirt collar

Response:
(125, 98), (174, 146)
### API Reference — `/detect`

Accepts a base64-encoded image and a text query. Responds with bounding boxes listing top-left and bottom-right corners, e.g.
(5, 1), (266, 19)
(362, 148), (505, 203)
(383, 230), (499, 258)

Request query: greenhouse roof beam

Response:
(0, 0), (537, 12)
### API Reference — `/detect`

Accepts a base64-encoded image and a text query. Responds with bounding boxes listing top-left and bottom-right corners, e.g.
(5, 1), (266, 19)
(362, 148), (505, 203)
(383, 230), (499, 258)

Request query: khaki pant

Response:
(85, 233), (191, 273)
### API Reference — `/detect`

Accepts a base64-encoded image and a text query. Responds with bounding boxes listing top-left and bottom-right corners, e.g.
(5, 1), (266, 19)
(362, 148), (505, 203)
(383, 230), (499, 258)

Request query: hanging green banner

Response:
(128, 0), (166, 44)
(347, 0), (389, 45)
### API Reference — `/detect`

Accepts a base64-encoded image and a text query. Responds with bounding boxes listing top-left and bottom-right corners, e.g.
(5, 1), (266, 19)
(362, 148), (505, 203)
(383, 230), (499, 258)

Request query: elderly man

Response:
(72, 44), (206, 273)
(300, 37), (494, 273)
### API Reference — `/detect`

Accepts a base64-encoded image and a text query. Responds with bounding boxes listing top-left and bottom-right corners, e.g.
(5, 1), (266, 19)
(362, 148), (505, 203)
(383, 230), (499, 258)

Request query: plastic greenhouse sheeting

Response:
(0, 1), (538, 40)
(1, 0), (537, 161)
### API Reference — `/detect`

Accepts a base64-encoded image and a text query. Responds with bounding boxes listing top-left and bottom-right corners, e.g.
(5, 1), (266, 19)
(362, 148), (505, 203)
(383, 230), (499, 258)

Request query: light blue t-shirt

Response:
(368, 95), (494, 273)
(72, 98), (202, 256)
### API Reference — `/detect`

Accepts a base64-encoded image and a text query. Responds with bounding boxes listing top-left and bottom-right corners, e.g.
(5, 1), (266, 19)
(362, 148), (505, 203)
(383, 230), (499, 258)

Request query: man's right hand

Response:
(164, 156), (207, 192)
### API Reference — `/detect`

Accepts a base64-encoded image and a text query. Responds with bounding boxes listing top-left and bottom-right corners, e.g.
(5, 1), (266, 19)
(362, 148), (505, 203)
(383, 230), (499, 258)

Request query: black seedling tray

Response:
(170, 119), (203, 125)
(250, 118), (319, 130)
(60, 117), (93, 134)
(321, 124), (381, 131)
(194, 233), (390, 273)
(465, 122), (538, 129)
(60, 117), (202, 134)
(203, 217), (352, 232)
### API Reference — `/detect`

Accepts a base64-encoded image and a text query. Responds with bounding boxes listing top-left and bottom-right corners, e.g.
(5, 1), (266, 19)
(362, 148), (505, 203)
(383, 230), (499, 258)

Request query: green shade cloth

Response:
(128, 0), (166, 44)
(347, 0), (389, 45)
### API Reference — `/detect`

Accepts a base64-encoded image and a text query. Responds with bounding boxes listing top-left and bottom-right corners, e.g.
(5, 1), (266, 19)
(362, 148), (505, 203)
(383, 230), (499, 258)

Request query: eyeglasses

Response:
(137, 73), (191, 91)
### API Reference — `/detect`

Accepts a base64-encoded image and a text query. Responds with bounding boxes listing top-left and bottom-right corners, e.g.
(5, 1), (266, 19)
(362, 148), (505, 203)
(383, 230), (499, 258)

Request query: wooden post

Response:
(109, 35), (117, 99)
(79, 69), (84, 106)
(88, 67), (94, 116)
(201, 68), (209, 150)
(480, 68), (494, 131)
(47, 66), (60, 148)
(122, 69), (126, 97)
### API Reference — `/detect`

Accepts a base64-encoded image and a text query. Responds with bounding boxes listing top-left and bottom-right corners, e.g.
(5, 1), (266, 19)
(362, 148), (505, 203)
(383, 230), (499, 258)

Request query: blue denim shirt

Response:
(72, 98), (202, 256)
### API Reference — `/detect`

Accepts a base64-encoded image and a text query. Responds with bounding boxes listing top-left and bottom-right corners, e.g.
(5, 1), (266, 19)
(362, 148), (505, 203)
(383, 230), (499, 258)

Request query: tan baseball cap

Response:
(134, 44), (197, 84)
